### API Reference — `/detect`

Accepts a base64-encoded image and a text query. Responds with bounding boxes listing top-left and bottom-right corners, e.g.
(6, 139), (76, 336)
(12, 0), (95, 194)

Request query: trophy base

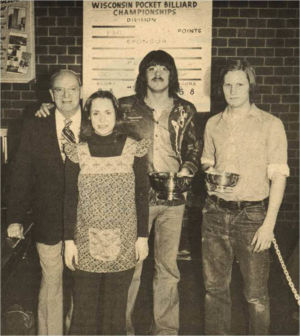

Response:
(214, 186), (235, 193)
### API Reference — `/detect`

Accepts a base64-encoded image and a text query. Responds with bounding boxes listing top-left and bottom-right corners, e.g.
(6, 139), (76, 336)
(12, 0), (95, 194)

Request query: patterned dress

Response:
(65, 137), (149, 273)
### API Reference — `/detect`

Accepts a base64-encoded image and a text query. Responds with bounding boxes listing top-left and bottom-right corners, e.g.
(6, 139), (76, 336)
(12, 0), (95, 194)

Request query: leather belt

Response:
(209, 195), (267, 211)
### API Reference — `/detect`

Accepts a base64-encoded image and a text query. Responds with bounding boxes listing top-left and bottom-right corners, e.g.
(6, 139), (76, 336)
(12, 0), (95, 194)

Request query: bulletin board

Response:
(0, 0), (35, 83)
(83, 0), (212, 112)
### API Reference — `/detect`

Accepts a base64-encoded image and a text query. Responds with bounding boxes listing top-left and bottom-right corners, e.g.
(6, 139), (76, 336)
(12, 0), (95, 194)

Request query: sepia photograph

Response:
(8, 6), (26, 32)
(1, 1), (35, 83)
(17, 51), (31, 74)
(0, 1), (299, 335)
(6, 33), (28, 73)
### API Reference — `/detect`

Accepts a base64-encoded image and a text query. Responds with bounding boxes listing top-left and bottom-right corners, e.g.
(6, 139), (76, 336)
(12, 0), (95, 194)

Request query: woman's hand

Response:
(135, 237), (148, 263)
(35, 103), (54, 118)
(64, 240), (78, 271)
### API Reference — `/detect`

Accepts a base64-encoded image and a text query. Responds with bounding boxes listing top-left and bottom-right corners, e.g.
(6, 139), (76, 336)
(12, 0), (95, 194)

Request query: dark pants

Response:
(70, 268), (134, 335)
(202, 197), (270, 335)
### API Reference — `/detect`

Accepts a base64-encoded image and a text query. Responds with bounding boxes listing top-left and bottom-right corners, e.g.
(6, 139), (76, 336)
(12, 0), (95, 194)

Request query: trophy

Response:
(149, 172), (193, 201)
(205, 169), (239, 192)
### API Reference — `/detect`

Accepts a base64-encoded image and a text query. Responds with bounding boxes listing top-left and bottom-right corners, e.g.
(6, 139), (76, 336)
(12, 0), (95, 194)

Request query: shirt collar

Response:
(55, 107), (81, 141)
(55, 106), (81, 124)
(221, 103), (262, 121)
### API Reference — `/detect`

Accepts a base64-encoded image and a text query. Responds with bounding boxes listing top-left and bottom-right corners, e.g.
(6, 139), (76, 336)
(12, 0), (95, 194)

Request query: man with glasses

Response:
(7, 70), (82, 335)
(34, 50), (201, 335)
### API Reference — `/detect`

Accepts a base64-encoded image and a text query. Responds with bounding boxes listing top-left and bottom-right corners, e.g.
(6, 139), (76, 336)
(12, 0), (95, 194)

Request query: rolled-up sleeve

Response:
(201, 119), (215, 167)
(267, 118), (289, 179)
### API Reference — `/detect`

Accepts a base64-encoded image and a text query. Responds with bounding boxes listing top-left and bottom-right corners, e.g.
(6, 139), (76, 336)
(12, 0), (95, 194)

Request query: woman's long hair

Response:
(80, 90), (122, 142)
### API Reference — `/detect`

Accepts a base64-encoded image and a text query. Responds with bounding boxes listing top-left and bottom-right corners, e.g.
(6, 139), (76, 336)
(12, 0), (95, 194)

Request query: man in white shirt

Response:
(7, 70), (82, 335)
(201, 59), (289, 335)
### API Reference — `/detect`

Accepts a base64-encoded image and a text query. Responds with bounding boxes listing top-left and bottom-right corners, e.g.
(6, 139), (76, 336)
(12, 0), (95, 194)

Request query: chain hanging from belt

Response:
(272, 237), (300, 306)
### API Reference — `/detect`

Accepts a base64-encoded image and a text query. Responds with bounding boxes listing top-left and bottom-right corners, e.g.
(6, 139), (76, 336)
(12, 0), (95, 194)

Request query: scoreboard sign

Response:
(83, 0), (212, 112)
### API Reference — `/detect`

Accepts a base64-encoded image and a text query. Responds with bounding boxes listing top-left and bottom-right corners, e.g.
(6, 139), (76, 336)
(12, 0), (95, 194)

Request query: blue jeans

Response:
(202, 197), (270, 335)
(126, 204), (185, 335)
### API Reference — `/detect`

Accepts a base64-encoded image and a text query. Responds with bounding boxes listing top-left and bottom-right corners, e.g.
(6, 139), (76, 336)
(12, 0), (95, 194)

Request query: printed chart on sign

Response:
(83, 0), (212, 112)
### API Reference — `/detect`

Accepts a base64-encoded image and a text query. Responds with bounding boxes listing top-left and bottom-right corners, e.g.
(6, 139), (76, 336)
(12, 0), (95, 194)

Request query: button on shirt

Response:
(55, 107), (81, 159)
(201, 104), (289, 201)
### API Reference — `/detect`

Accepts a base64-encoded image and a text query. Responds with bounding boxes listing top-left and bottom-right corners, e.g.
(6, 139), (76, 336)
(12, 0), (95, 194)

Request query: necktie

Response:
(62, 119), (76, 144)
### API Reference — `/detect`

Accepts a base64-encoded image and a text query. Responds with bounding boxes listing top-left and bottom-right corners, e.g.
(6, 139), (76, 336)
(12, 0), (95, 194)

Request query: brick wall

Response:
(1, 0), (299, 253)
(1, 0), (83, 124)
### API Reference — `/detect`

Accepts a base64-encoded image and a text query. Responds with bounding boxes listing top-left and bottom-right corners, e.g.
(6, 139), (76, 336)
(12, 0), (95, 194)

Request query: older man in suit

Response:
(7, 69), (82, 335)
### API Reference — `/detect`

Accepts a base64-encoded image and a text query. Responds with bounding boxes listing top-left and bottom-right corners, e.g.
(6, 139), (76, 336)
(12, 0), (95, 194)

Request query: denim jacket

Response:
(118, 94), (202, 205)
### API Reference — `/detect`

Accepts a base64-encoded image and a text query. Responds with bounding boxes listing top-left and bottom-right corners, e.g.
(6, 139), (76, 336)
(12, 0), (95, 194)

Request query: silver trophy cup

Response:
(149, 172), (193, 201)
(205, 170), (240, 192)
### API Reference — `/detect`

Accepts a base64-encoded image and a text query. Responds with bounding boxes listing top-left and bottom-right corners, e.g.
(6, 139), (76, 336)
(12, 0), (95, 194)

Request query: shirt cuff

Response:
(201, 157), (215, 166)
(267, 163), (290, 179)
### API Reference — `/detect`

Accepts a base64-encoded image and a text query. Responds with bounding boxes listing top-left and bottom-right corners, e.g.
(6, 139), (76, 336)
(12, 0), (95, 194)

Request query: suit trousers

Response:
(36, 241), (63, 335)
(126, 204), (185, 335)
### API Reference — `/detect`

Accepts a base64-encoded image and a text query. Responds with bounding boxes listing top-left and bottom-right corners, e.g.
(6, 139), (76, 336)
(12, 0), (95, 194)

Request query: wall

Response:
(1, 0), (299, 254)
(1, 0), (83, 122)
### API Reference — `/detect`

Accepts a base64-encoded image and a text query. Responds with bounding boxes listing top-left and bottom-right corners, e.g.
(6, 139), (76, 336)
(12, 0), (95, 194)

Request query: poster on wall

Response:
(83, 0), (212, 112)
(0, 0), (35, 83)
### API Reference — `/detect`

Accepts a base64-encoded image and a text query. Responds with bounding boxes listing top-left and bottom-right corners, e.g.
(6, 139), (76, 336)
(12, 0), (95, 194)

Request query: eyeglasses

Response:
(52, 87), (79, 96)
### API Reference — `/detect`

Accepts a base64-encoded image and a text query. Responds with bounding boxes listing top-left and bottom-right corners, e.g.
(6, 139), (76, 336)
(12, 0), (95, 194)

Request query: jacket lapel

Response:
(43, 112), (64, 166)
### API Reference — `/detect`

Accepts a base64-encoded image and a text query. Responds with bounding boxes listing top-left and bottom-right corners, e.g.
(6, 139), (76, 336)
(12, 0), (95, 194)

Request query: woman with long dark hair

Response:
(63, 90), (150, 335)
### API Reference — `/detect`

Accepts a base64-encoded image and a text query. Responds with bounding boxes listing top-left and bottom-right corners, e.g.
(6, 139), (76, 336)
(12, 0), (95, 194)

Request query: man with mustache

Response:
(35, 50), (201, 335)
(119, 50), (201, 335)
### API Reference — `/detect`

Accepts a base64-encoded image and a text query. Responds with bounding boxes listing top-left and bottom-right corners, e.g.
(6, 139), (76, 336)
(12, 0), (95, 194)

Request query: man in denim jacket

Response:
(119, 50), (201, 335)
(201, 59), (289, 335)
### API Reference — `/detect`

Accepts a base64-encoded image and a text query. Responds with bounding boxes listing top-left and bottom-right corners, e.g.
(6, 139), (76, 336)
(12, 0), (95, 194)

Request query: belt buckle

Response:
(224, 200), (241, 211)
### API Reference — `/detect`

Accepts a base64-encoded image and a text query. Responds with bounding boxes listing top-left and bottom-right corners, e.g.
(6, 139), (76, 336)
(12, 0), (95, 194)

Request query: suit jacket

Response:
(7, 111), (82, 244)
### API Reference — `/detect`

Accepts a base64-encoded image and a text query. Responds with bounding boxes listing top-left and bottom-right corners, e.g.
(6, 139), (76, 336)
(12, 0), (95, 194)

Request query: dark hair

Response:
(80, 90), (121, 141)
(218, 59), (257, 103)
(49, 69), (81, 89)
(135, 50), (180, 98)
